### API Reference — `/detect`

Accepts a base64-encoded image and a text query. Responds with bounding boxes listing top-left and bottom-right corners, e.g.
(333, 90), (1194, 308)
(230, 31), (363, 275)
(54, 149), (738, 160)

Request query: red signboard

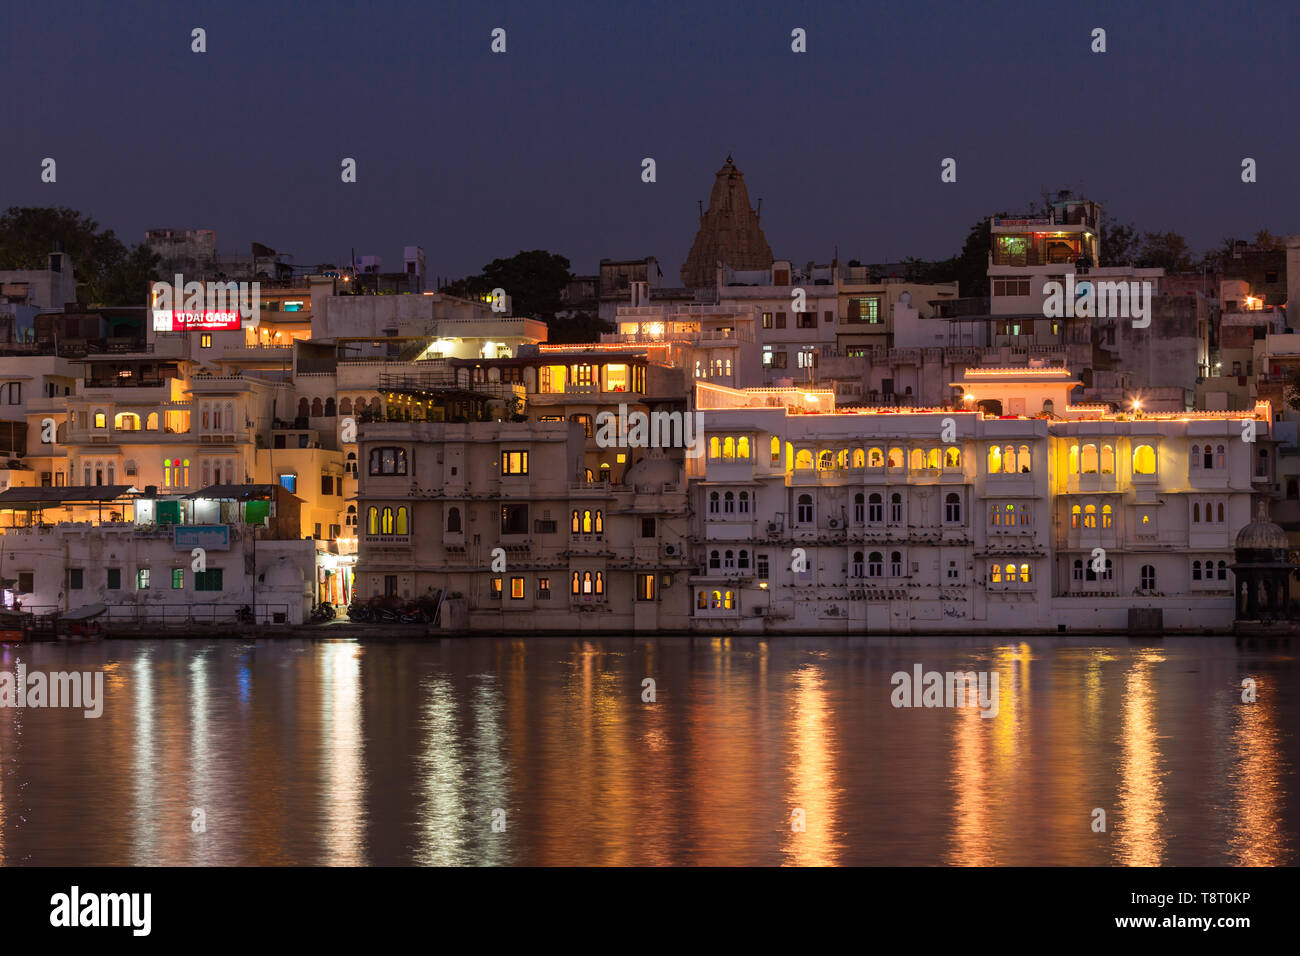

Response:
(152, 310), (242, 331)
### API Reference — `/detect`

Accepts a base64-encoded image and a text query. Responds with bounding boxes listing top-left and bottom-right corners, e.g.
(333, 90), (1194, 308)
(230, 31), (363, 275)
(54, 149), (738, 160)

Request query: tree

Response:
(0, 206), (160, 305)
(440, 249), (573, 321)
(548, 311), (613, 344)
(1286, 370), (1300, 412)
(1137, 231), (1193, 272)
(1253, 229), (1286, 251)
(1099, 220), (1139, 266)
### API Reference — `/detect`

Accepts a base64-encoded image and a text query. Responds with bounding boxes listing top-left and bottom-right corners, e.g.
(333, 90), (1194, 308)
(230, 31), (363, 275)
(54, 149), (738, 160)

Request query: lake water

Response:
(0, 635), (1294, 865)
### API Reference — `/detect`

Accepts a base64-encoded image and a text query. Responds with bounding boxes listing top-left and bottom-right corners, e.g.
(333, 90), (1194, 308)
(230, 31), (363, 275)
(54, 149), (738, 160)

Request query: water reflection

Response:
(0, 637), (1294, 865)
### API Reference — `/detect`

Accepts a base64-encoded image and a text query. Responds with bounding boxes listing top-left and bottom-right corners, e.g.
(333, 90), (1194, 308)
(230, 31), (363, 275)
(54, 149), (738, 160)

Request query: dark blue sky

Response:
(7, 0), (1297, 284)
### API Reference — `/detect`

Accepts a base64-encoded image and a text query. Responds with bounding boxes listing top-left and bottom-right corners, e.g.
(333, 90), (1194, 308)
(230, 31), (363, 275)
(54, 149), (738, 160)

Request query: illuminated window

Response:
(636, 574), (656, 601)
(1102, 504), (1113, 529)
(94, 410), (106, 428)
(1005, 563), (1018, 583)
(1081, 444), (1098, 474)
(369, 447), (408, 476)
(737, 437), (750, 459)
(1101, 444), (1114, 474)
(709, 437), (721, 459)
(1071, 505), (1081, 529)
(795, 449), (813, 470)
(926, 448), (941, 469)
(991, 564), (1002, 583)
(368, 507), (379, 534)
(395, 507), (408, 535)
(380, 507), (395, 534)
(988, 445), (1002, 474)
(1020, 564), (1031, 583)
(1084, 504), (1097, 529)
(1068, 444), (1079, 474)
(770, 436), (781, 463)
(818, 450), (834, 470)
(200, 333), (212, 349)
(501, 450), (529, 475)
(945, 447), (960, 468)
(866, 448), (881, 468)
(1133, 445), (1156, 475)
(511, 577), (525, 599)
(723, 437), (736, 459)
(888, 448), (903, 468)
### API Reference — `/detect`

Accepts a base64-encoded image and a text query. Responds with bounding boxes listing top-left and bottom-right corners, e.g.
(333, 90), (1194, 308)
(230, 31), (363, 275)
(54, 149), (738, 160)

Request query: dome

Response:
(624, 454), (681, 491)
(1235, 499), (1289, 551)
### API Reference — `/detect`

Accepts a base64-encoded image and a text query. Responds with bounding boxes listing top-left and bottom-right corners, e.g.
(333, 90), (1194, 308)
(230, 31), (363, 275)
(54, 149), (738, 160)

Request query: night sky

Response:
(7, 0), (1297, 283)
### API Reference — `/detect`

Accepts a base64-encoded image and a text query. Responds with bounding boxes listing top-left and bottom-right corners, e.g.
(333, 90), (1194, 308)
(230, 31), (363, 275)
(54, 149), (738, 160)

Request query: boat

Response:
(59, 603), (107, 641)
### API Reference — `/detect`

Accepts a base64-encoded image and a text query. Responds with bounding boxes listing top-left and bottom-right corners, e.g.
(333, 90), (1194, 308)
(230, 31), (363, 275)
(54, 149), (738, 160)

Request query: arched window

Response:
(1042, 399), (1055, 416)
(866, 448), (881, 468)
(1191, 445), (1201, 469)
(837, 449), (849, 469)
(868, 493), (883, 523)
(346, 505), (356, 528)
(795, 449), (813, 470)
(738, 549), (750, 569)
(737, 437), (750, 459)
(1072, 560), (1083, 581)
(1215, 444), (1225, 469)
(1003, 445), (1016, 473)
(724, 550), (735, 570)
(852, 552), (864, 577)
(944, 492), (961, 523)
(854, 493), (865, 524)
(988, 445), (1003, 474)
(1071, 505), (1081, 529)
(890, 494), (902, 523)
(770, 436), (781, 463)
(1140, 565), (1156, 590)
(1005, 563), (1018, 583)
(582, 510), (593, 534)
(945, 447), (961, 468)
(346, 452), (357, 476)
(447, 507), (461, 532)
(708, 491), (720, 514)
(1018, 445), (1030, 473)
(738, 492), (750, 513)
(1068, 444), (1079, 474)
(583, 572), (594, 595)
(1081, 444), (1098, 474)
(991, 564), (1002, 583)
(380, 507), (395, 534)
(926, 448), (941, 469)
(818, 450), (834, 471)
(1101, 444), (1114, 474)
(1084, 504), (1097, 529)
(797, 494), (814, 524)
(324, 397), (336, 417)
(367, 507), (379, 534)
(1102, 560), (1113, 581)
(571, 509), (581, 533)
(890, 552), (903, 577)
(1133, 445), (1156, 475)
(990, 504), (1002, 527)
(114, 412), (139, 431)
(594, 510), (603, 533)
(1217, 560), (1227, 580)
(395, 507), (408, 535)
(724, 491), (735, 513)
(1217, 502), (1224, 523)
(575, 573), (583, 596)
(1102, 504), (1113, 529)
(1193, 502), (1200, 523)
(868, 552), (883, 577)
(94, 409), (106, 429)
(1192, 560), (1202, 581)
(888, 448), (903, 468)
(910, 448), (925, 470)
(340, 397), (353, 416)
(709, 550), (721, 569)
(723, 437), (736, 459)
(709, 437), (721, 459)
(1020, 564), (1031, 583)
(722, 589), (732, 609)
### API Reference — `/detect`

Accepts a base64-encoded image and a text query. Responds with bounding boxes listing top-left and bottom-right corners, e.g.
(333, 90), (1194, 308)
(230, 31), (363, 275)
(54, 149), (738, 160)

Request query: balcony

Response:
(363, 533), (411, 547)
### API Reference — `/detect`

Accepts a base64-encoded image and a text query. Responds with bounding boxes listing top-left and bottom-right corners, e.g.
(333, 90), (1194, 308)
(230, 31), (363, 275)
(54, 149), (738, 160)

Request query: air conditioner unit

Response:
(766, 522), (779, 533)
(827, 518), (842, 530)
(663, 543), (679, 557)
(754, 606), (767, 616)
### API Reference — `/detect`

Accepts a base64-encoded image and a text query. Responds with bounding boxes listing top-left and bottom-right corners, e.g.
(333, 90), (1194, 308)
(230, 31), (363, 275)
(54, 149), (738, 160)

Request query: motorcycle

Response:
(346, 603), (373, 623)
(310, 602), (336, 623)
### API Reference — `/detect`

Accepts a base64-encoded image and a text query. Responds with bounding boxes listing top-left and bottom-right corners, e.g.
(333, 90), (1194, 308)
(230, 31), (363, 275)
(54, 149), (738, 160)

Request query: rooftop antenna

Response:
(756, 198), (762, 221)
